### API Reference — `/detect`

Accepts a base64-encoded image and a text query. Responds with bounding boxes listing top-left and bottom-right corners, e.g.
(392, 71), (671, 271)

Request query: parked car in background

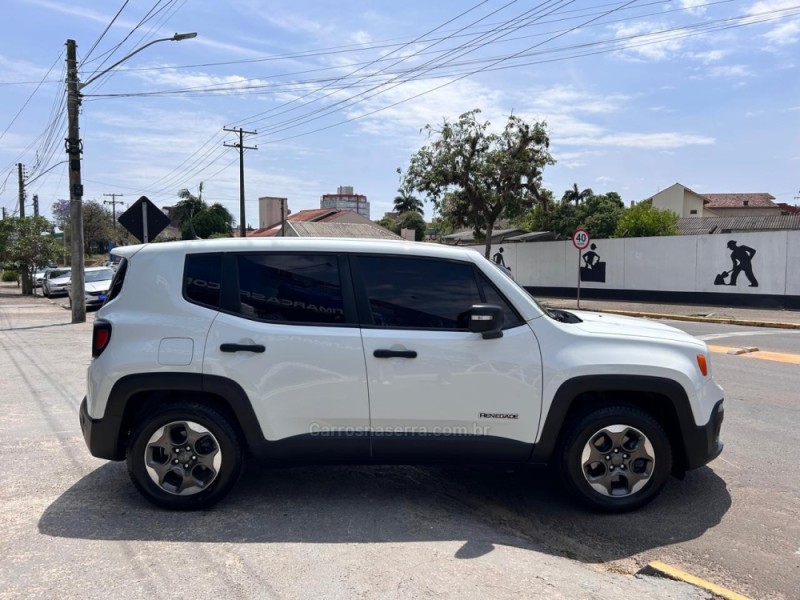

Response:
(33, 267), (51, 288)
(42, 268), (71, 297)
(67, 267), (115, 309)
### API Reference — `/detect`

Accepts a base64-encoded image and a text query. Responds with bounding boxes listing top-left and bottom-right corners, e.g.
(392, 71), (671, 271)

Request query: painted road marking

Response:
(644, 561), (752, 600)
(698, 330), (800, 341)
(707, 345), (800, 365)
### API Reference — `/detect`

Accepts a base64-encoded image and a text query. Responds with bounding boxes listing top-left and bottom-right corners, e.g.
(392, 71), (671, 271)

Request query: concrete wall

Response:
(482, 230), (800, 308)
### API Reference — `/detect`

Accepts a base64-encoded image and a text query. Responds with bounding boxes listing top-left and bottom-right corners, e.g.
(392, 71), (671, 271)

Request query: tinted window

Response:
(237, 254), (344, 324)
(105, 258), (127, 304)
(359, 256), (482, 330)
(479, 274), (523, 327)
(185, 254), (222, 309)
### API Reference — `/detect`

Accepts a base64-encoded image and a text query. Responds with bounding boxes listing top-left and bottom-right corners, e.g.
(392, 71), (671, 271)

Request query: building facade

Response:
(321, 186), (370, 219)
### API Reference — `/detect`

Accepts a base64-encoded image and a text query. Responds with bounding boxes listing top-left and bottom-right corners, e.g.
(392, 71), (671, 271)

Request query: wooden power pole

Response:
(223, 127), (257, 238)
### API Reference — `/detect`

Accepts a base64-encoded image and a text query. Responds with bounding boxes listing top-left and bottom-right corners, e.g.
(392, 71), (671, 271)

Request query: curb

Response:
(639, 561), (752, 600)
(598, 309), (800, 330)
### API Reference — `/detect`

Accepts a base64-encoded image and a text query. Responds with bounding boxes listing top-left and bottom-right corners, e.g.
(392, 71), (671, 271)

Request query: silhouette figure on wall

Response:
(492, 247), (506, 267)
(714, 240), (758, 287)
(580, 243), (606, 283)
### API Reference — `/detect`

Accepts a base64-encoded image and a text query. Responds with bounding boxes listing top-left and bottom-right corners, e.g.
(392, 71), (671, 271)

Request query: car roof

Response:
(112, 237), (483, 263)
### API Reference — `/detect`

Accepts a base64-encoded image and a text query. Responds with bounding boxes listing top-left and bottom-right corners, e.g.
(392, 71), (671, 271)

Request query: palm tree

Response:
(174, 182), (205, 226)
(562, 183), (593, 206)
(393, 189), (423, 214)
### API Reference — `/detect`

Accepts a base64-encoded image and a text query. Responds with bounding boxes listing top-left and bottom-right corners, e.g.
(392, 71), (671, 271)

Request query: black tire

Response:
(126, 402), (243, 510)
(42, 288), (49, 298)
(558, 405), (672, 513)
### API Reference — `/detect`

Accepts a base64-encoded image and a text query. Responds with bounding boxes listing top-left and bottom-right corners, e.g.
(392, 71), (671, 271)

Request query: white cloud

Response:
(680, 0), (711, 16)
(707, 64), (753, 77)
(561, 132), (715, 149)
(746, 1), (800, 47)
(686, 50), (727, 64)
(609, 21), (686, 61)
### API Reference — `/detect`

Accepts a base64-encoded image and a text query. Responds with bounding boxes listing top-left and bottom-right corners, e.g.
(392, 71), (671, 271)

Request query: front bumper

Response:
(682, 398), (724, 470)
(79, 396), (124, 461)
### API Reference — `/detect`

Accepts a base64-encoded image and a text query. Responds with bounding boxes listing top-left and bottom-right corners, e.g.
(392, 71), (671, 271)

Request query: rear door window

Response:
(184, 253), (222, 309)
(236, 253), (345, 325)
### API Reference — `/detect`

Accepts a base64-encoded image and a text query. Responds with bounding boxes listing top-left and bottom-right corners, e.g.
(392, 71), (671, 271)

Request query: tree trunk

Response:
(484, 220), (494, 259)
(20, 263), (33, 296)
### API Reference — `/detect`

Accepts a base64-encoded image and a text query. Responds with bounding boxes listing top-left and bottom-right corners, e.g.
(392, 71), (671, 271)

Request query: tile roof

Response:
(288, 222), (402, 239)
(676, 215), (800, 235)
(702, 193), (776, 208)
(246, 208), (351, 237)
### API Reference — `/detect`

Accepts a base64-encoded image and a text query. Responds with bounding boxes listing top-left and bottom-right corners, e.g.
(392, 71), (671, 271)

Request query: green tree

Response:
(403, 109), (554, 258)
(614, 201), (678, 238)
(174, 183), (235, 239)
(562, 183), (593, 206)
(83, 200), (114, 253)
(395, 211), (426, 241)
(576, 192), (625, 239)
(392, 189), (423, 214)
(0, 216), (62, 294)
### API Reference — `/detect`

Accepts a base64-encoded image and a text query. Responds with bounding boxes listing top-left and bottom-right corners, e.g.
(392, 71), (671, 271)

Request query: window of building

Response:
(236, 254), (345, 325)
(358, 256), (482, 330)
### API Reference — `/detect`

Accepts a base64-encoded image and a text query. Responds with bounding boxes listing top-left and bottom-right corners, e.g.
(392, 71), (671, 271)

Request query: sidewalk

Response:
(539, 296), (800, 329)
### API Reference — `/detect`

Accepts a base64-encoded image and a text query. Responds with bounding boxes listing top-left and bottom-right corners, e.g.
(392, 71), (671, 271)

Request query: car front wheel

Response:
(559, 405), (672, 512)
(126, 402), (243, 510)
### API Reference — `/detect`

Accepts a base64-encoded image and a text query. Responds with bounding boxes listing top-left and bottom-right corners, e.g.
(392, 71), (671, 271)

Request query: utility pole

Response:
(33, 194), (39, 217)
(1, 207), (6, 219)
(103, 193), (124, 229)
(66, 39), (86, 324)
(223, 127), (257, 238)
(17, 163), (25, 218)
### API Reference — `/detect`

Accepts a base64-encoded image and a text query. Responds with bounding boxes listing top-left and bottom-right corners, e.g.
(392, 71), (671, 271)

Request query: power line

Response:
(83, 0), (131, 64)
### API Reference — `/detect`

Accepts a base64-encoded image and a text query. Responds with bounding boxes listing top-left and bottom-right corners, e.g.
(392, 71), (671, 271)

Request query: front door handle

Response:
(220, 343), (265, 353)
(373, 349), (417, 359)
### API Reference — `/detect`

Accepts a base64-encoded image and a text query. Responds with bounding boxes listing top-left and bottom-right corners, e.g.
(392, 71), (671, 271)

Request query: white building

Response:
(321, 185), (370, 219)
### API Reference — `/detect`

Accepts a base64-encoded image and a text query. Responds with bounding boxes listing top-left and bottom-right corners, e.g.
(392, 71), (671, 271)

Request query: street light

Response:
(65, 32), (197, 323)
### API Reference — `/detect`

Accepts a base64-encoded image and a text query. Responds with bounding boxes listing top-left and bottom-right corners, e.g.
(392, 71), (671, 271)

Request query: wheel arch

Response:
(100, 373), (262, 461)
(531, 375), (695, 473)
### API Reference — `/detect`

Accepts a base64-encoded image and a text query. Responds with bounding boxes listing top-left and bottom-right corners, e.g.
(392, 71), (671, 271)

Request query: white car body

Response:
(79, 238), (724, 511)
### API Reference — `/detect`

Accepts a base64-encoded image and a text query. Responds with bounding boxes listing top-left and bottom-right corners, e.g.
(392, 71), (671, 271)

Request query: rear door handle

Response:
(373, 349), (417, 359)
(220, 343), (265, 353)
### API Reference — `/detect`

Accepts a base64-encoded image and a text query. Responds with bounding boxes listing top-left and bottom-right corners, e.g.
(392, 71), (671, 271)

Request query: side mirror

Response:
(468, 304), (504, 339)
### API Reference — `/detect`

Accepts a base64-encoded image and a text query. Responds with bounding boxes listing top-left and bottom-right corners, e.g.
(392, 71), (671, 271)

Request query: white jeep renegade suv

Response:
(79, 238), (724, 512)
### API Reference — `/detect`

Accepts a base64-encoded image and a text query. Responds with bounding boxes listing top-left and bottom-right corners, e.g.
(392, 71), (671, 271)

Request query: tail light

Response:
(92, 320), (112, 358)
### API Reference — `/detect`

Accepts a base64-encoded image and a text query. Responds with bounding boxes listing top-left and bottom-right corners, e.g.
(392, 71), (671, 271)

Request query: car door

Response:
(353, 254), (543, 461)
(201, 252), (370, 461)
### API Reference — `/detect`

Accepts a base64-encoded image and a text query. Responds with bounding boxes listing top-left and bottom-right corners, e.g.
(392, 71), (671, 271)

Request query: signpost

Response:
(572, 228), (591, 309)
(118, 196), (170, 243)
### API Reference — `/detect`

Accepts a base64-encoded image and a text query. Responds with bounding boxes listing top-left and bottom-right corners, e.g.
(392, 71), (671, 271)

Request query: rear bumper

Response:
(683, 398), (724, 470)
(79, 396), (124, 461)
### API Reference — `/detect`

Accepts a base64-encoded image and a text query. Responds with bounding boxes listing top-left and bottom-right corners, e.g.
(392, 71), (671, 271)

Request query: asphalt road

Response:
(2, 294), (798, 599)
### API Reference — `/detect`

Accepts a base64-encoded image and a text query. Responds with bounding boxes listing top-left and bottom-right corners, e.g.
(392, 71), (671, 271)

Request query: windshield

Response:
(85, 269), (114, 283)
(48, 270), (70, 280)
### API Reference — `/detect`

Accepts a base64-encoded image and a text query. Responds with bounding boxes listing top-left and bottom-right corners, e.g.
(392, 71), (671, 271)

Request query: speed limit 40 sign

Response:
(572, 228), (591, 250)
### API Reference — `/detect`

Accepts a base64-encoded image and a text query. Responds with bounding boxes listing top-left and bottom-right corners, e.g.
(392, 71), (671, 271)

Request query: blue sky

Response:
(1, 0), (798, 227)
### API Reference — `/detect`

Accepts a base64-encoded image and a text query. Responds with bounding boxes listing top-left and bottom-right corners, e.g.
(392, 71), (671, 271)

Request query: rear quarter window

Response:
(184, 254), (222, 309)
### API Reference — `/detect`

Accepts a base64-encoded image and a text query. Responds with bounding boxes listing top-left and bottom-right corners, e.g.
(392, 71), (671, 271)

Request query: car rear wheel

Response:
(127, 402), (243, 510)
(558, 405), (672, 512)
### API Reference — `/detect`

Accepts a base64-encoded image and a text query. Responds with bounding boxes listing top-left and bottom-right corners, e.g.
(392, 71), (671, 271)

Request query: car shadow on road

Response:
(39, 461), (730, 562)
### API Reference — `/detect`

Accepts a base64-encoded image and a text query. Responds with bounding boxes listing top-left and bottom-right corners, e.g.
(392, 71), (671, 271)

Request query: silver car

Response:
(67, 267), (115, 309)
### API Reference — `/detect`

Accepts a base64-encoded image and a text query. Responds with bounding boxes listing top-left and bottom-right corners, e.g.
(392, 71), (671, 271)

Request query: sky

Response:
(1, 0), (799, 228)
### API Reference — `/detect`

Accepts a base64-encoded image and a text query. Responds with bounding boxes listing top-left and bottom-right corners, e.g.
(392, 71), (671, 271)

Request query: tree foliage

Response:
(392, 189), (423, 214)
(521, 188), (624, 239)
(403, 109), (554, 258)
(614, 201), (678, 238)
(174, 183), (234, 239)
(0, 216), (62, 294)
